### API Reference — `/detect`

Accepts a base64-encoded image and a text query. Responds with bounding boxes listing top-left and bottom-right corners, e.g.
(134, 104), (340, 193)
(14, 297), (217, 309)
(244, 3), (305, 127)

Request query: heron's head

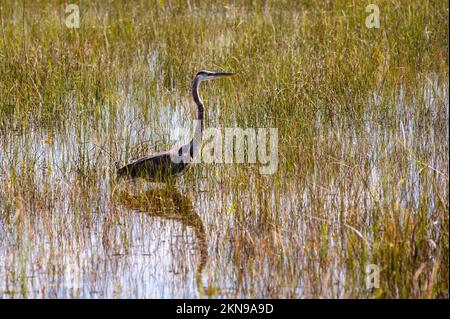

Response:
(195, 70), (237, 82)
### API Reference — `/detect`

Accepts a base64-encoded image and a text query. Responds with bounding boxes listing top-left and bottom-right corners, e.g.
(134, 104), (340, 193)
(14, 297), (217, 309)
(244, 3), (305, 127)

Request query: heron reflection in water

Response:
(116, 186), (208, 294)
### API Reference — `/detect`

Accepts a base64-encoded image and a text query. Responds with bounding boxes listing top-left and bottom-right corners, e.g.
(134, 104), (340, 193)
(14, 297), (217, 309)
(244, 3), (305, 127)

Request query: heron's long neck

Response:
(190, 77), (204, 158)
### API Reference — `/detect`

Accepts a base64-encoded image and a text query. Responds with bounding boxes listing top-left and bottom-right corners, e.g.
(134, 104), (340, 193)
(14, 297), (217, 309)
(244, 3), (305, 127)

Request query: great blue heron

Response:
(117, 71), (237, 181)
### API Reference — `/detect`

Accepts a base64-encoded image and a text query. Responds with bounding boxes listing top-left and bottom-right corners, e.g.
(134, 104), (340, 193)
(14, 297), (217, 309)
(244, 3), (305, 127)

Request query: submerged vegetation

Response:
(0, 0), (448, 298)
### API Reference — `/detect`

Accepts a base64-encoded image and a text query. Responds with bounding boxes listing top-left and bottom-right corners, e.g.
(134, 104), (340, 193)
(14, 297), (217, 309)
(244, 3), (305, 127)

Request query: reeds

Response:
(0, 0), (448, 298)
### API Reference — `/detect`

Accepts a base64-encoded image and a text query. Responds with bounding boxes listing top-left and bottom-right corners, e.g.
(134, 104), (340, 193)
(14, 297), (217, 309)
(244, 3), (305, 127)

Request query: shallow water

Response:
(0, 76), (448, 298)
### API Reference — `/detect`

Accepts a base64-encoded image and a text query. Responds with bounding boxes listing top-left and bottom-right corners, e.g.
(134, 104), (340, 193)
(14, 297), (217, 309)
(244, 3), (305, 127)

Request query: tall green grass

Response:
(0, 0), (448, 298)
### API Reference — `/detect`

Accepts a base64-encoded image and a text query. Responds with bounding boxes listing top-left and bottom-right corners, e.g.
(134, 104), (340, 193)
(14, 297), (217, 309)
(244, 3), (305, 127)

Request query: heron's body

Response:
(116, 150), (187, 180)
(117, 71), (236, 181)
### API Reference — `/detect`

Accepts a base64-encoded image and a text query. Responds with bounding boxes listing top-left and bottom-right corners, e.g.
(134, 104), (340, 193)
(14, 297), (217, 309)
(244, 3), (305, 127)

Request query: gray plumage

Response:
(117, 71), (236, 182)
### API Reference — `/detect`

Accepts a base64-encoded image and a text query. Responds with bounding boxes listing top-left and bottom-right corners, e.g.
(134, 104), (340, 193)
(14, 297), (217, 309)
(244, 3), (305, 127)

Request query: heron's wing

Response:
(125, 150), (171, 167)
(117, 149), (188, 180)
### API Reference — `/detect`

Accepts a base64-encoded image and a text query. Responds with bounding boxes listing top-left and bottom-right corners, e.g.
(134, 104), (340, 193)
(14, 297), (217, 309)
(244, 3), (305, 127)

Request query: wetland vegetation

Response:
(0, 0), (448, 298)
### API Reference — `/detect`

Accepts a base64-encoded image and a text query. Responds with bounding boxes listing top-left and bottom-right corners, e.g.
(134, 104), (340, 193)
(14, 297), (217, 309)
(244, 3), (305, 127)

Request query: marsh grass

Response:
(0, 0), (448, 298)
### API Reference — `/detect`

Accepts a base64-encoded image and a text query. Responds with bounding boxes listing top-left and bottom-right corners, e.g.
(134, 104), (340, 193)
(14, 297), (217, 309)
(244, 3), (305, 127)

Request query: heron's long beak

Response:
(211, 72), (238, 78)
